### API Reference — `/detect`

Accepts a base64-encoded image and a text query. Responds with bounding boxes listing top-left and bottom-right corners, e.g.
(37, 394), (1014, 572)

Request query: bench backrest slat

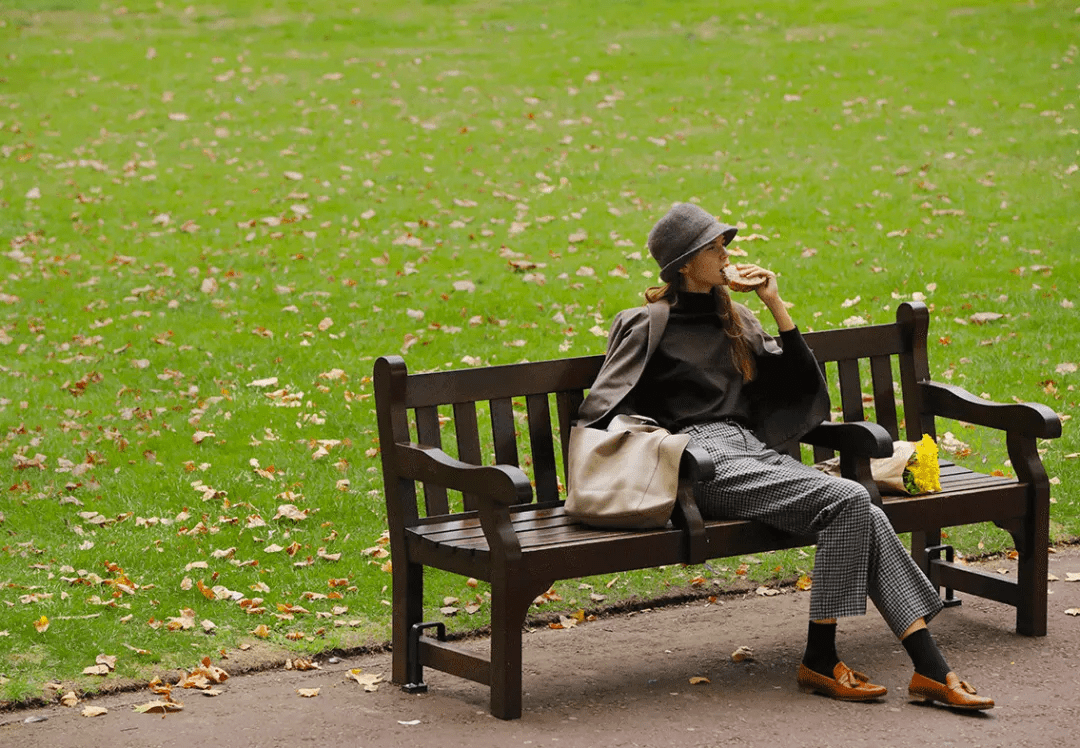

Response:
(526, 393), (560, 504)
(555, 389), (585, 477)
(489, 396), (520, 471)
(869, 354), (900, 441)
(402, 356), (604, 409)
(452, 401), (484, 512)
(803, 323), (905, 362)
(415, 405), (450, 516)
(896, 303), (933, 441)
(836, 358), (865, 424)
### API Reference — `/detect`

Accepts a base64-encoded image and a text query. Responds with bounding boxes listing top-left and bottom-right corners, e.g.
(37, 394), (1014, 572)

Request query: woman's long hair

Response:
(644, 277), (757, 382)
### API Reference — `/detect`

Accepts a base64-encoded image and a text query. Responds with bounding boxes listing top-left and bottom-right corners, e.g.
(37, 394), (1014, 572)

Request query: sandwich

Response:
(722, 264), (766, 292)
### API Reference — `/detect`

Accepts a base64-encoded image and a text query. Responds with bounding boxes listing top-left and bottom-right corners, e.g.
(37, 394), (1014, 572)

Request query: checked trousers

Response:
(682, 420), (944, 637)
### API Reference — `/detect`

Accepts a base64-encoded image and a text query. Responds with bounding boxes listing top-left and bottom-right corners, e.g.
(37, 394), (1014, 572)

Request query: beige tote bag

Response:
(565, 414), (691, 529)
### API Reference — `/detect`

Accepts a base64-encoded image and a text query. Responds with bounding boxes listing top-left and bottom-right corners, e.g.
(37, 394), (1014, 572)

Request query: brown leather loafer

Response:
(908, 672), (994, 710)
(797, 662), (887, 702)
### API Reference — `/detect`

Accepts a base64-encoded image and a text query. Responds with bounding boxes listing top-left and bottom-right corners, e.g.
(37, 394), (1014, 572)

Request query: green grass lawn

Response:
(1, 0), (1077, 705)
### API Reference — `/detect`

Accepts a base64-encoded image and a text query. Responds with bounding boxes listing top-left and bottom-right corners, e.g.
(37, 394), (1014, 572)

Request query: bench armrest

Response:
(920, 381), (1063, 439)
(671, 444), (714, 565)
(679, 443), (715, 483)
(394, 443), (534, 506)
(801, 421), (894, 458)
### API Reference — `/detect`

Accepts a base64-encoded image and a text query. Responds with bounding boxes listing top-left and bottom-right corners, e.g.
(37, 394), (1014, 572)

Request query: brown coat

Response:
(575, 299), (829, 449)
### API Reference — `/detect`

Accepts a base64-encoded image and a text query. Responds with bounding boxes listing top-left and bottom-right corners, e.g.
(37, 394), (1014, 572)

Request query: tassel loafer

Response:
(797, 662), (888, 702)
(908, 672), (994, 710)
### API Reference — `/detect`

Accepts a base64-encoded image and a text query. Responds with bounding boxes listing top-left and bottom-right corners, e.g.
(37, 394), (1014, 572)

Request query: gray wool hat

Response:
(647, 203), (738, 283)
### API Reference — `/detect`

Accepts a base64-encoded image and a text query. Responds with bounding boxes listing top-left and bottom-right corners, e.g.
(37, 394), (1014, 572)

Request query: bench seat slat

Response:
(408, 467), (1024, 561)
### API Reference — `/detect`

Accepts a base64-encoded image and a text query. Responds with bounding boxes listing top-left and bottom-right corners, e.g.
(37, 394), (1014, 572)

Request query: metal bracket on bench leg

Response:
(926, 544), (962, 608)
(403, 621), (446, 694)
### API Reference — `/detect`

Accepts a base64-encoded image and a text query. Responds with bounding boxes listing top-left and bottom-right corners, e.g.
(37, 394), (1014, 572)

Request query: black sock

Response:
(902, 628), (952, 683)
(801, 621), (840, 676)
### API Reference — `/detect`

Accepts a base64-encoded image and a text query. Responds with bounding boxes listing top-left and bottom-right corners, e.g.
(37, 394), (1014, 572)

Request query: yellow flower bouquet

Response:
(902, 434), (942, 495)
(814, 433), (942, 496)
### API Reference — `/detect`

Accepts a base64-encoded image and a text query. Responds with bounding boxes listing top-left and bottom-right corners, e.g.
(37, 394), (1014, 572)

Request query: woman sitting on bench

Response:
(575, 202), (994, 710)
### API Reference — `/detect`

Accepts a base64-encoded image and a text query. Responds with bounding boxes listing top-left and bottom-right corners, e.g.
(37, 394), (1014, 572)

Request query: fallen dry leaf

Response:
(33, 615), (49, 633)
(133, 700), (183, 715)
(1066, 608), (1080, 617)
(297, 688), (320, 698)
(796, 574), (814, 591)
(689, 676), (711, 686)
(731, 646), (754, 662)
(61, 691), (79, 707)
(247, 376), (279, 388)
(273, 504), (309, 522)
(81, 706), (108, 718)
(347, 669), (384, 692)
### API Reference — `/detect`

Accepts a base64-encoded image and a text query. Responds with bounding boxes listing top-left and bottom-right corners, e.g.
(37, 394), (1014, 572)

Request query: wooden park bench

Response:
(373, 301), (1061, 720)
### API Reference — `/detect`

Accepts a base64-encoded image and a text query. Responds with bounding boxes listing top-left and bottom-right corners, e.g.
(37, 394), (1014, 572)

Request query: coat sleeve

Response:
(574, 307), (650, 428)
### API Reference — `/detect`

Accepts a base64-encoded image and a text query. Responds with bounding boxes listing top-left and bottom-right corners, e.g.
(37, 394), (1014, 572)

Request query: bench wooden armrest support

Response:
(395, 443), (534, 506)
(920, 381), (1063, 439)
(670, 444), (713, 564)
(802, 420), (894, 505)
(395, 442), (533, 564)
(802, 420), (894, 456)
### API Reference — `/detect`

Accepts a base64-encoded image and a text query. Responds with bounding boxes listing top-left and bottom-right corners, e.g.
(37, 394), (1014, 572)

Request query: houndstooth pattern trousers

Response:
(682, 420), (944, 637)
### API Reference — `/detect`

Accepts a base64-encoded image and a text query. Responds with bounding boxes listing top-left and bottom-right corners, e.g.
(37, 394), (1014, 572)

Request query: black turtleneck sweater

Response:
(633, 291), (818, 434)
(632, 292), (754, 431)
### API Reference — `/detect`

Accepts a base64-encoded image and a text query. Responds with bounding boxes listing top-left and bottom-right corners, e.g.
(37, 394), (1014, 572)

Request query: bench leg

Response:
(489, 578), (548, 720)
(1006, 513), (1049, 637)
(1006, 433), (1051, 637)
(392, 558), (425, 686)
(910, 527), (938, 582)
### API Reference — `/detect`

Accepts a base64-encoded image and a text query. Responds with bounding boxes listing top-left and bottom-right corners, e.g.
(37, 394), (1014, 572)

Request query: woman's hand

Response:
(733, 263), (780, 304)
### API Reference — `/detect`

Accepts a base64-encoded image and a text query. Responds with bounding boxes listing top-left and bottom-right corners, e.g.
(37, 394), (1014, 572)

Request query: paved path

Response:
(4, 547), (1080, 748)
